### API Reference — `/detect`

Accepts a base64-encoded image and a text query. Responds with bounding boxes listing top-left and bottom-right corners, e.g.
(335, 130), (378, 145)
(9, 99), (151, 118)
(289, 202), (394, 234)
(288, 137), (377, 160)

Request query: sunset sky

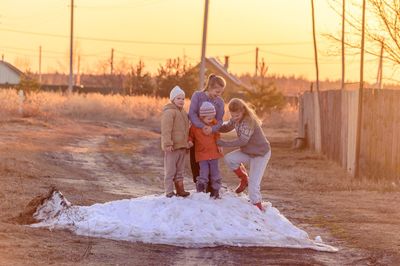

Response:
(0, 0), (397, 83)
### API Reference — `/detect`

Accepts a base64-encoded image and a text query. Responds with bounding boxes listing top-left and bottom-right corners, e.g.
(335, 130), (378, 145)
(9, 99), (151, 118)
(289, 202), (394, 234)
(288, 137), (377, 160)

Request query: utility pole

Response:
(68, 0), (74, 94)
(354, 0), (366, 178)
(110, 48), (114, 75)
(340, 0), (347, 168)
(199, 0), (209, 90)
(255, 47), (259, 77)
(341, 0), (346, 90)
(39, 46), (42, 84)
(311, 0), (322, 153)
(311, 0), (320, 93)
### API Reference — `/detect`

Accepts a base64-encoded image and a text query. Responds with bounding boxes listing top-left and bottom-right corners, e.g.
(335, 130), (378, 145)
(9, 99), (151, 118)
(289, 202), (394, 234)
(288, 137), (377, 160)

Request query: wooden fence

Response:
(299, 89), (400, 180)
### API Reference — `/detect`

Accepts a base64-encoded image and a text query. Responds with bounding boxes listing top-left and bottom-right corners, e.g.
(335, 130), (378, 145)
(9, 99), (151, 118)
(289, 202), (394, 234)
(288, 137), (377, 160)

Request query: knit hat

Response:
(169, 86), (185, 101)
(199, 101), (216, 117)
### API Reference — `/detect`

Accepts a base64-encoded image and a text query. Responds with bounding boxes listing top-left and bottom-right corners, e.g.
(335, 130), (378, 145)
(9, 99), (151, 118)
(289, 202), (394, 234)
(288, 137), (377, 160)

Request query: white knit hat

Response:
(169, 86), (185, 101)
(199, 101), (216, 117)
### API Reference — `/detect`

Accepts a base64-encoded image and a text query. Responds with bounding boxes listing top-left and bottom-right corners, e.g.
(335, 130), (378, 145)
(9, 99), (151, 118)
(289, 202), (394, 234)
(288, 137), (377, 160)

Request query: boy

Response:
(189, 101), (223, 198)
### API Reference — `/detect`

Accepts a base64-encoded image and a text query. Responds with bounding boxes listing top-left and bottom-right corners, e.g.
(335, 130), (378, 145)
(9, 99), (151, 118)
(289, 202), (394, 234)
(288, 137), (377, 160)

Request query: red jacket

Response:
(189, 122), (223, 162)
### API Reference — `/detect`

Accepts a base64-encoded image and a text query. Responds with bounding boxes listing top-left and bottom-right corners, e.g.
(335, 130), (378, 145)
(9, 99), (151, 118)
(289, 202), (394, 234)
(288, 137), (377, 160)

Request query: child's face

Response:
(208, 84), (224, 98)
(230, 110), (244, 123)
(173, 94), (185, 108)
(201, 115), (215, 124)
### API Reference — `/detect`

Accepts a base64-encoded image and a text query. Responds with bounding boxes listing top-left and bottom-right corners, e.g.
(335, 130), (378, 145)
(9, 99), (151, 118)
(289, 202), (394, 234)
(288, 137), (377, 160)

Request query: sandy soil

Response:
(0, 117), (399, 265)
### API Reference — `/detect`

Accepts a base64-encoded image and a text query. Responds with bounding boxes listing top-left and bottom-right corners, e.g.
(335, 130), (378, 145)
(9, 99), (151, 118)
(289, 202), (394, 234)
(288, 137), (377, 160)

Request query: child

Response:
(188, 74), (226, 185)
(217, 98), (271, 211)
(161, 86), (191, 198)
(189, 102), (223, 198)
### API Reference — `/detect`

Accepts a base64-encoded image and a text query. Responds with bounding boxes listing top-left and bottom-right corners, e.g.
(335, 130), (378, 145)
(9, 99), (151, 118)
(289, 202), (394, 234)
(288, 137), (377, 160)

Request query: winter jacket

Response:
(217, 116), (271, 157)
(188, 91), (225, 133)
(189, 120), (223, 162)
(161, 103), (190, 151)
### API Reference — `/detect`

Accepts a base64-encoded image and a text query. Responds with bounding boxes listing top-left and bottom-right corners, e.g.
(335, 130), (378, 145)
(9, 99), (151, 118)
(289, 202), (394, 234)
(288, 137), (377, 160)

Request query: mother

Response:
(188, 74), (226, 186)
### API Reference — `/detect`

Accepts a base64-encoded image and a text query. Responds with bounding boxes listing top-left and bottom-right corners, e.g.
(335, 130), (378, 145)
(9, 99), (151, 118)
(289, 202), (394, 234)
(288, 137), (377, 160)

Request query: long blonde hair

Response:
(202, 74), (226, 92)
(228, 98), (262, 126)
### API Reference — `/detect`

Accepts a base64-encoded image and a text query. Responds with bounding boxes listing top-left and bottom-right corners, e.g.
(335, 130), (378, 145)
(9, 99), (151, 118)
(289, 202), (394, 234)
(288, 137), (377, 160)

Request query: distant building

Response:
(196, 57), (250, 98)
(0, 60), (23, 85)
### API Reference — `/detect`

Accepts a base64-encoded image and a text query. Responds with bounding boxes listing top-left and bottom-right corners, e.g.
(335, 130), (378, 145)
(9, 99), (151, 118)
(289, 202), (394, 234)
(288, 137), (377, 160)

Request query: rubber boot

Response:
(174, 180), (190, 197)
(233, 164), (248, 193)
(254, 202), (265, 212)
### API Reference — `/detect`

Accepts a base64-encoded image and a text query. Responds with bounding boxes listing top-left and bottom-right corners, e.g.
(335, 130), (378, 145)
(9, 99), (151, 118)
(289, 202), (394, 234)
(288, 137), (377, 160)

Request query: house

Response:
(0, 60), (23, 85)
(196, 57), (250, 98)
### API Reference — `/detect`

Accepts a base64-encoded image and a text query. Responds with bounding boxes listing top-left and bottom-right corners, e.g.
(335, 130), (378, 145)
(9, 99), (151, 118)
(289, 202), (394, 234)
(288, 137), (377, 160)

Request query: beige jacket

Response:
(161, 103), (190, 151)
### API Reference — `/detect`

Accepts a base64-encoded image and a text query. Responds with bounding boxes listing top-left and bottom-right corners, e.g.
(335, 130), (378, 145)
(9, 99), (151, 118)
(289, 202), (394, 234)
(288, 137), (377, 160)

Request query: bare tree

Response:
(327, 0), (400, 65)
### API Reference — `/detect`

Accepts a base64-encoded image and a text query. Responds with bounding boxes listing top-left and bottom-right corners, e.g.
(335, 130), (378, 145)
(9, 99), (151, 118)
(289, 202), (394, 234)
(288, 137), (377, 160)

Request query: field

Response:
(0, 90), (400, 265)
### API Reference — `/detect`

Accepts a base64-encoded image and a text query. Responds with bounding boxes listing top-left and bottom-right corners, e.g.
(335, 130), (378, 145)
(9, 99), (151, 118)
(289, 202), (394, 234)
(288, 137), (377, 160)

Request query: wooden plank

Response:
(298, 95), (304, 138)
(313, 91), (322, 152)
(396, 91), (400, 179)
(341, 91), (348, 169)
(360, 89), (372, 178)
(347, 90), (358, 175)
(389, 90), (399, 179)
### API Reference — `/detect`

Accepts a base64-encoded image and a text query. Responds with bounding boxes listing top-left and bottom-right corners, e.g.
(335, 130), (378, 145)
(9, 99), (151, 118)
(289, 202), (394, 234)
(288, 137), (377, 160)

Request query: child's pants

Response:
(164, 149), (186, 194)
(197, 159), (221, 191)
(224, 149), (271, 204)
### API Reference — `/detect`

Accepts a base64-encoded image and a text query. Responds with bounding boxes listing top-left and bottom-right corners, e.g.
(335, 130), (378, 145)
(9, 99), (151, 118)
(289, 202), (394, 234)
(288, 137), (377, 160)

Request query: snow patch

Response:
(32, 190), (338, 252)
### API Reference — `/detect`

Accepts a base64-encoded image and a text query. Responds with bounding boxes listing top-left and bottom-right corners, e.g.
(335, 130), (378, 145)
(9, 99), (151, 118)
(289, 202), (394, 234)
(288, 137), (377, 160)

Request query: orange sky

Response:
(0, 0), (396, 83)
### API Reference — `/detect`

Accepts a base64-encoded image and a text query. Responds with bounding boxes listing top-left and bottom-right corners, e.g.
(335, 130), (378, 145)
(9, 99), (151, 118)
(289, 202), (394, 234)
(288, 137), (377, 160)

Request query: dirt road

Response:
(0, 117), (399, 265)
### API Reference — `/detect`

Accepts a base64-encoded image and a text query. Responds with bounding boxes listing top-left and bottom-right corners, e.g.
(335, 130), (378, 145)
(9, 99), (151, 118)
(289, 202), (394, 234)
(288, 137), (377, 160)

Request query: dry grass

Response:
(1, 89), (300, 127)
(263, 104), (298, 129)
(0, 89), (170, 123)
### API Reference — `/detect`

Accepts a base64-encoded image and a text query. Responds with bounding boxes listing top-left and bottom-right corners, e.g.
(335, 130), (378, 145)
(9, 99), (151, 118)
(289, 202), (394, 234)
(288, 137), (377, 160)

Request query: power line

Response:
(76, 0), (167, 9)
(259, 49), (314, 60)
(0, 45), (65, 55)
(0, 27), (311, 46)
(230, 59), (377, 65)
(226, 49), (254, 57)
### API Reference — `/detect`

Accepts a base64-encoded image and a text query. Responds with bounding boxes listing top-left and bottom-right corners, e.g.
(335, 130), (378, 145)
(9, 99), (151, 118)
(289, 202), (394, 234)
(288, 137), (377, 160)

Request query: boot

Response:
(166, 192), (175, 198)
(254, 202), (265, 212)
(206, 183), (213, 193)
(174, 180), (190, 197)
(196, 182), (205, 193)
(210, 189), (220, 199)
(233, 164), (248, 193)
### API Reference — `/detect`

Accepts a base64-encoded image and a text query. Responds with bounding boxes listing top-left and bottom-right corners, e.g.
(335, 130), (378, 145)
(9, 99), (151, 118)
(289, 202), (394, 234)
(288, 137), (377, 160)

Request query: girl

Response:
(217, 98), (271, 211)
(161, 86), (191, 198)
(188, 74), (226, 185)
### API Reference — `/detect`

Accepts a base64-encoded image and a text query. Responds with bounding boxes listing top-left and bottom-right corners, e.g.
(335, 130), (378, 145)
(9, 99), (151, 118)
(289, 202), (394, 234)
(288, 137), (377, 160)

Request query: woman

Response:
(188, 74), (226, 187)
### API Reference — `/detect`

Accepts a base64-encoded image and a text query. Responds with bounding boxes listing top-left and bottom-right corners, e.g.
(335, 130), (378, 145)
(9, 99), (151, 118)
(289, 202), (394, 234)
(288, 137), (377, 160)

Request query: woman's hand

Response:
(202, 125), (212, 135)
(188, 141), (194, 148)
(218, 146), (223, 154)
(165, 146), (174, 152)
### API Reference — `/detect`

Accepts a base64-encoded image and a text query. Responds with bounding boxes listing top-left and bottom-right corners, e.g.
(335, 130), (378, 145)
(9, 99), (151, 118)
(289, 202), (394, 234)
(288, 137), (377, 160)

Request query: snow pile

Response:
(32, 190), (337, 252)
